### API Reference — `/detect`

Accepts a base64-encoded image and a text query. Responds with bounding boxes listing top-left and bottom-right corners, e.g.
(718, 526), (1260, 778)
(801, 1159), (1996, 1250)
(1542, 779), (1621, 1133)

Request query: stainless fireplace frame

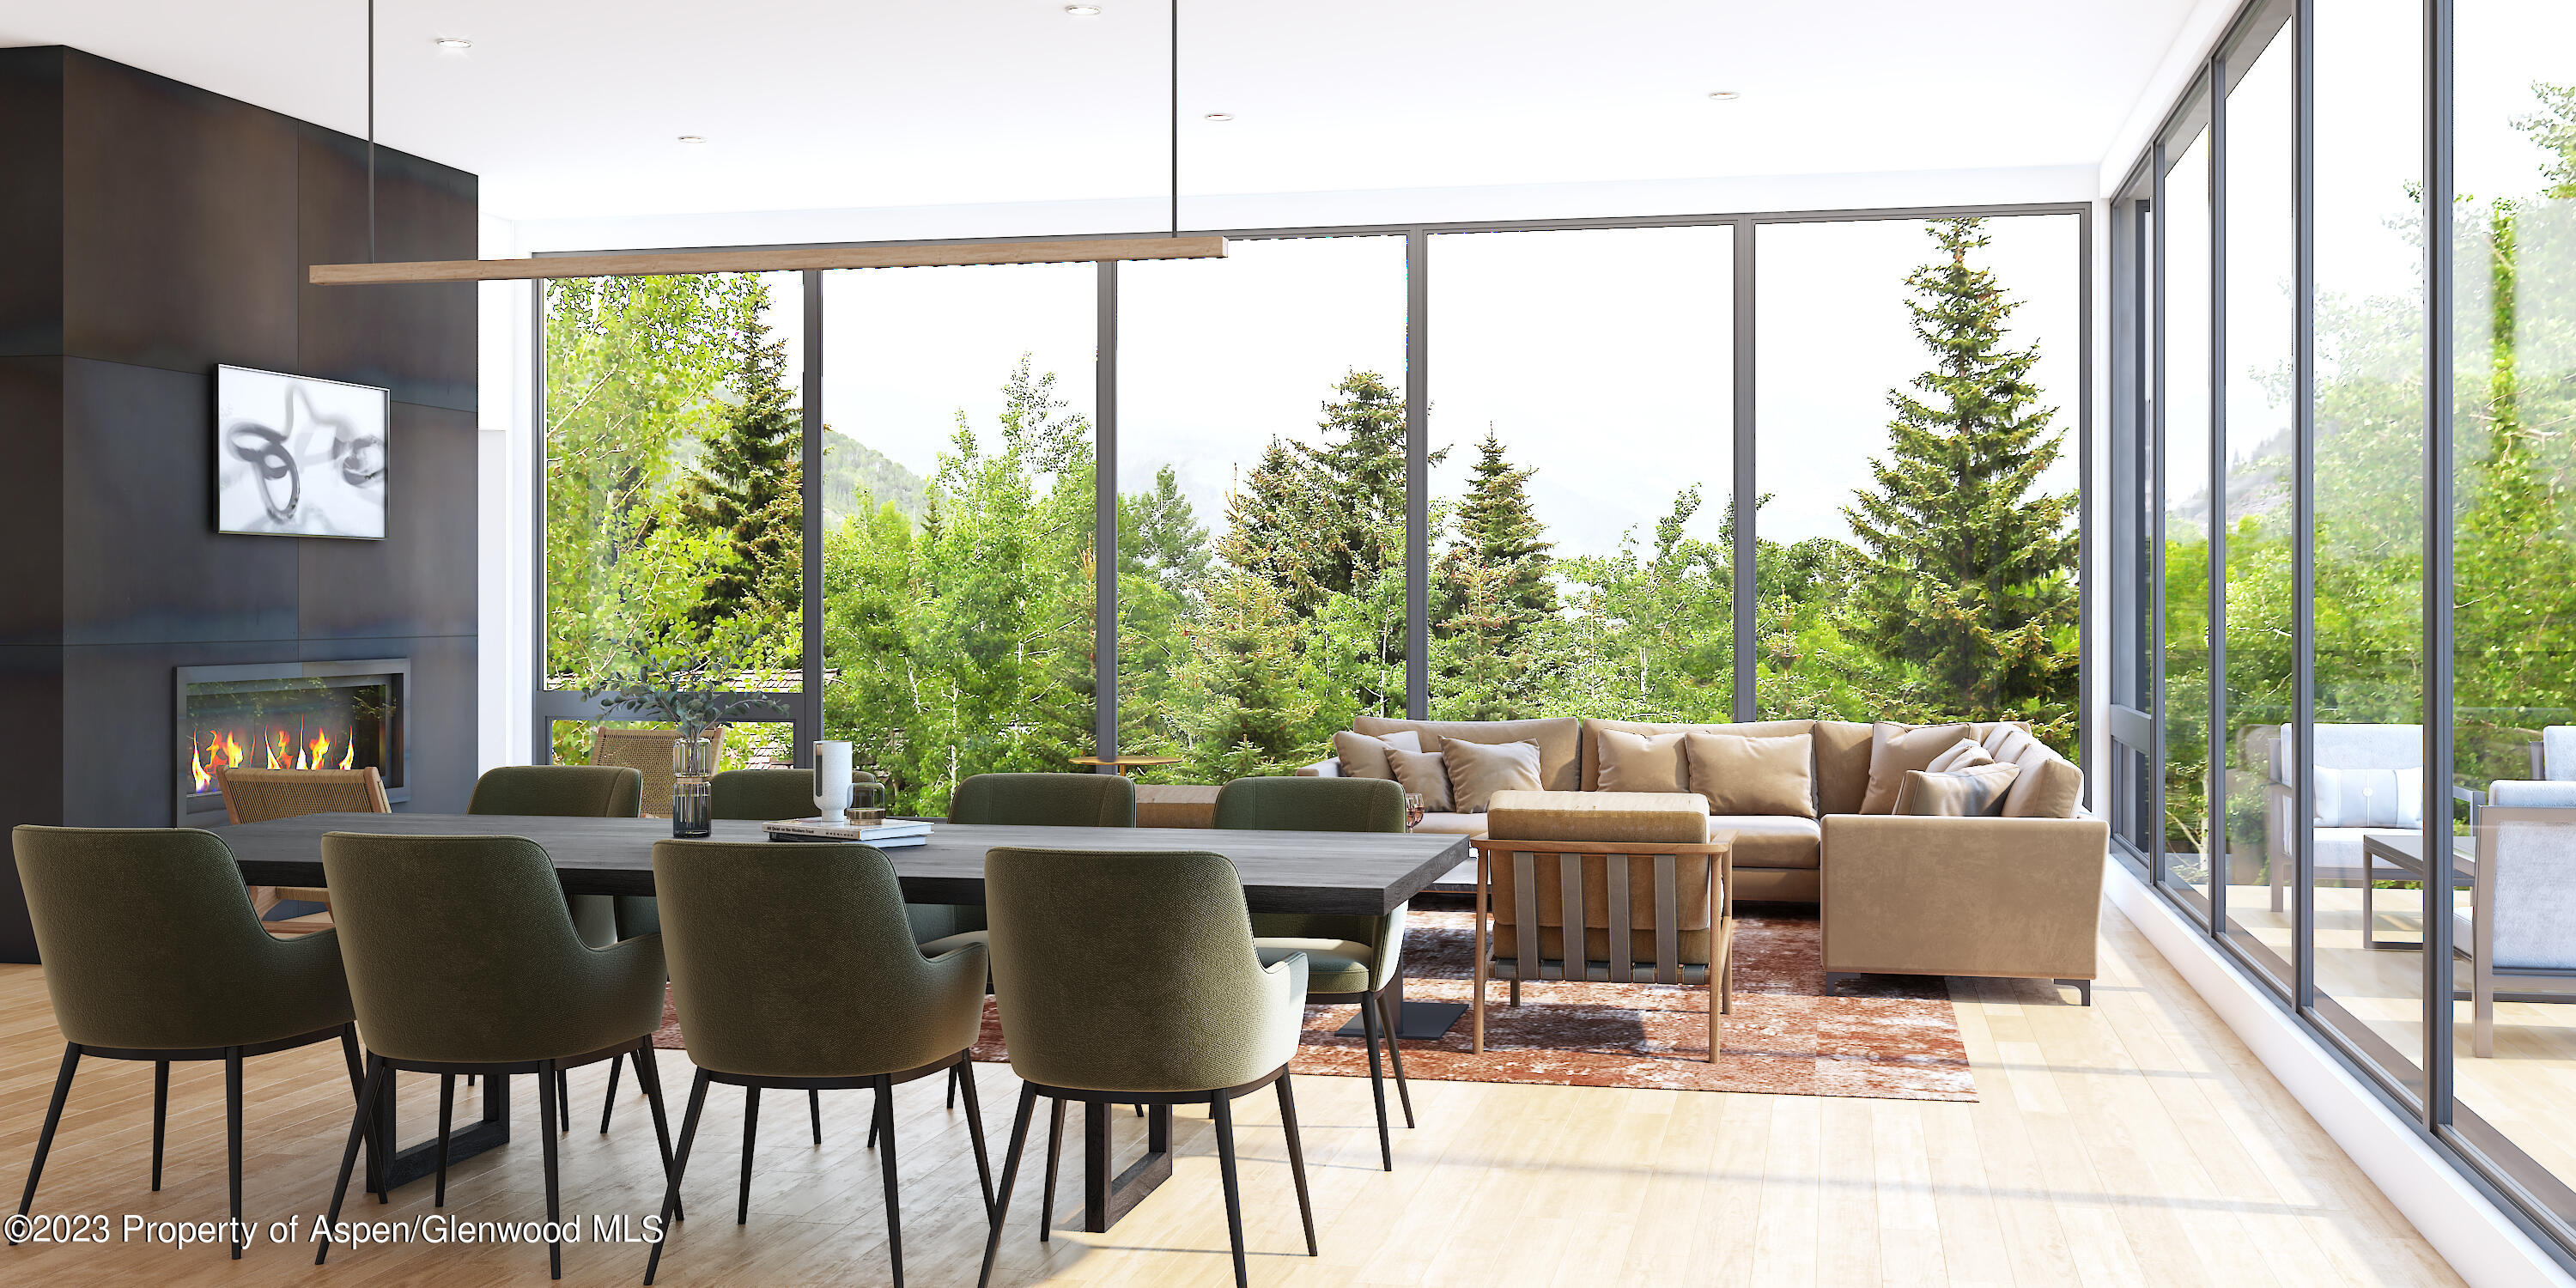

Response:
(174, 658), (412, 825)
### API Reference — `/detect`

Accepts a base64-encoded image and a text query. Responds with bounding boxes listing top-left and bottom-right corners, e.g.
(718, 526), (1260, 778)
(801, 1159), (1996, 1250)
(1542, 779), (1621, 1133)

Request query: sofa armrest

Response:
(1294, 757), (1343, 778)
(1820, 814), (2108, 981)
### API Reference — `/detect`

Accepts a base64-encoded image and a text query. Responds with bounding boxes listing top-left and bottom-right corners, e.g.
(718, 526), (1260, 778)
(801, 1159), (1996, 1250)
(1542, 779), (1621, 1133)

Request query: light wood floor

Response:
(0, 899), (2464, 1288)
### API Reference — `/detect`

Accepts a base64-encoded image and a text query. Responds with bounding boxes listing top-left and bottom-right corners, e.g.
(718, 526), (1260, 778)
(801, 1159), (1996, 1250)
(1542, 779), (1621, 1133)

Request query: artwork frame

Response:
(214, 364), (391, 540)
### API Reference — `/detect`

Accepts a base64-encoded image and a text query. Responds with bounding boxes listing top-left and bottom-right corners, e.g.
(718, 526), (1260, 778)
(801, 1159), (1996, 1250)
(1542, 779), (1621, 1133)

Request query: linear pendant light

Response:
(311, 2), (1224, 286)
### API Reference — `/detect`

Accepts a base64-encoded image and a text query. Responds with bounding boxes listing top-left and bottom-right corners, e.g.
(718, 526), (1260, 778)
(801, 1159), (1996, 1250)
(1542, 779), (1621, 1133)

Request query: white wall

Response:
(475, 213), (534, 773)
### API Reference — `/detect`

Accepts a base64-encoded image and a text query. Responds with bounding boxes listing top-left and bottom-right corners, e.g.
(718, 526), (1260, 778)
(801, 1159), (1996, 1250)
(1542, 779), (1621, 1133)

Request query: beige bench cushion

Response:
(1483, 790), (1715, 963)
(1412, 811), (1488, 835)
(1358, 715), (1583, 792)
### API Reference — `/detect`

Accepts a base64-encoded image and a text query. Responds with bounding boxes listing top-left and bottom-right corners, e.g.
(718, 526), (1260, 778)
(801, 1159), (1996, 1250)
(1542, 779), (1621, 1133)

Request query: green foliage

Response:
(679, 289), (803, 651)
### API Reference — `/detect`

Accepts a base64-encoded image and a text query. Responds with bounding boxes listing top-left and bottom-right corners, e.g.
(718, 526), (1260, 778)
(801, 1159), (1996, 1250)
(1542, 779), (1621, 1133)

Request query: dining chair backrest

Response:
(983, 846), (1301, 1093)
(13, 825), (349, 1049)
(2474, 805), (2576, 972)
(710, 768), (820, 821)
(467, 764), (643, 817)
(1212, 776), (1405, 835)
(949, 773), (1135, 828)
(216, 766), (391, 823)
(652, 840), (985, 1078)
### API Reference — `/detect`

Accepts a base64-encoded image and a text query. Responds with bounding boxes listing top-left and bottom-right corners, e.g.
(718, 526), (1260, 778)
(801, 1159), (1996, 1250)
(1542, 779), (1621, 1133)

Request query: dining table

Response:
(210, 811), (1468, 1232)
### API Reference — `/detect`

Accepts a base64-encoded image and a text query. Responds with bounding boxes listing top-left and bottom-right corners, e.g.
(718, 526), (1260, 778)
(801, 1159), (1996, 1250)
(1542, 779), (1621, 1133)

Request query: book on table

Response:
(762, 817), (936, 847)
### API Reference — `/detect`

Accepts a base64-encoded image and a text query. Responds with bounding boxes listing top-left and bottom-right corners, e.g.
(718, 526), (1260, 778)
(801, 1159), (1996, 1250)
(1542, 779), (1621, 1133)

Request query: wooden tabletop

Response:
(210, 813), (1469, 916)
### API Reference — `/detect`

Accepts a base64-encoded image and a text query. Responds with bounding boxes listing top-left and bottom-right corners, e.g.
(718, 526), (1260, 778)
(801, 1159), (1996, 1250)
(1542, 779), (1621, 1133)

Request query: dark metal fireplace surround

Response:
(175, 659), (410, 825)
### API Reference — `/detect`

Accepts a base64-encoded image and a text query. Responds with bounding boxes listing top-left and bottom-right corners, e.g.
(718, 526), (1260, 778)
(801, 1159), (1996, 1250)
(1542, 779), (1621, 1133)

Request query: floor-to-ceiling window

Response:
(2164, 115), (2221, 921)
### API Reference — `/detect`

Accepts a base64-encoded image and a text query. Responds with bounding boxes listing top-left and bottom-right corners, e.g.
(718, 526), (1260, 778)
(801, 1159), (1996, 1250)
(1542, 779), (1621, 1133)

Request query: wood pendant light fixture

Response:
(310, 1), (1224, 285)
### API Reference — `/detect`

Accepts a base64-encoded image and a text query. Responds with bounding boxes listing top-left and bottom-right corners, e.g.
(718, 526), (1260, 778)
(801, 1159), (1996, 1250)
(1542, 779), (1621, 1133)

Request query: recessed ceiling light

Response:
(433, 37), (471, 51)
(1203, 112), (1234, 122)
(1706, 90), (1742, 101)
(677, 135), (708, 144)
(1065, 4), (1102, 15)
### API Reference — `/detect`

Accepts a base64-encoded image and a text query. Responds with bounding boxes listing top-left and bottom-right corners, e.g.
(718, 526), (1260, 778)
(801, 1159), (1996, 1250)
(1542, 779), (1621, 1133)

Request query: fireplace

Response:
(175, 659), (410, 824)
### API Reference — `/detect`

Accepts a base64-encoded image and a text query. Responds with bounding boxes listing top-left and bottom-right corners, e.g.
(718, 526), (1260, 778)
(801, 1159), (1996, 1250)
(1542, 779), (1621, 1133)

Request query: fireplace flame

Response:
(191, 729), (250, 793)
(190, 721), (365, 794)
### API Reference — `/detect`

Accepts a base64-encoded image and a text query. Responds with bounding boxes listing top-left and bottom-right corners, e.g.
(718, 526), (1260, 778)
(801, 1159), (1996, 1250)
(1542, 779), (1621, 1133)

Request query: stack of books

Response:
(761, 817), (935, 848)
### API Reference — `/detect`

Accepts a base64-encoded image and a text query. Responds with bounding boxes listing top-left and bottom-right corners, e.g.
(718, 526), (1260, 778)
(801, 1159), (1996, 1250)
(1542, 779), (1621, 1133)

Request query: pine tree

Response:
(681, 285), (802, 629)
(1170, 571), (1323, 780)
(1437, 428), (1556, 628)
(1293, 369), (1410, 598)
(1843, 218), (2077, 735)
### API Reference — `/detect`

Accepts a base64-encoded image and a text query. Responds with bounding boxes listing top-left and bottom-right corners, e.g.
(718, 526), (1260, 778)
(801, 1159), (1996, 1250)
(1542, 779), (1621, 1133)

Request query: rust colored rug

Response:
(651, 908), (1974, 1102)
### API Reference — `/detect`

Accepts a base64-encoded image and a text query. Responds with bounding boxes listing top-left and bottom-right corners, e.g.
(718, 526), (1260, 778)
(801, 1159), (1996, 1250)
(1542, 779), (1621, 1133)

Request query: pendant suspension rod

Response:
(1170, 0), (1178, 237)
(366, 0), (376, 263)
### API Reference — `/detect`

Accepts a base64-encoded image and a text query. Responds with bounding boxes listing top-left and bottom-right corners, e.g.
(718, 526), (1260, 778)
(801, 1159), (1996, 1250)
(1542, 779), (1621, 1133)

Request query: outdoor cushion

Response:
(1445, 738), (1544, 813)
(1486, 789), (1711, 845)
(1357, 715), (1583, 792)
(1893, 763), (2020, 817)
(2002, 745), (2086, 818)
(1333, 729), (1423, 781)
(1255, 939), (1376, 995)
(1861, 722), (1972, 814)
(1595, 728), (1689, 793)
(1683, 732), (1817, 818)
(1482, 791), (1715, 963)
(1386, 747), (1454, 811)
(2494, 780), (2576, 807)
(2314, 766), (2421, 828)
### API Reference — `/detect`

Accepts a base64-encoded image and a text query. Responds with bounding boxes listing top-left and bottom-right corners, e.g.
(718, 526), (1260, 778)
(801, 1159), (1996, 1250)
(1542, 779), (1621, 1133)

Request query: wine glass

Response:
(1404, 793), (1426, 830)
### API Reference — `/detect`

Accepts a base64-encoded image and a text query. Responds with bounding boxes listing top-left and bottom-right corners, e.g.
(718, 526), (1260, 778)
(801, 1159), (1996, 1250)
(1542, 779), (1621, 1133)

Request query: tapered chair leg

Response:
(1038, 1098), (1066, 1241)
(150, 1060), (169, 1192)
(317, 1055), (390, 1265)
(866, 1085), (879, 1150)
(738, 1087), (761, 1224)
(635, 1047), (684, 1222)
(539, 1061), (564, 1279)
(873, 1074), (906, 1288)
(644, 1070), (712, 1286)
(224, 1048), (246, 1258)
(810, 1088), (823, 1145)
(1358, 996), (1394, 1171)
(556, 1067), (571, 1133)
(598, 1051), (623, 1133)
(948, 1065), (958, 1111)
(337, 1025), (380, 1197)
(434, 1074), (455, 1207)
(976, 1084), (1040, 1288)
(1377, 987), (1416, 1129)
(1212, 1092), (1249, 1288)
(14, 1043), (80, 1239)
(954, 1060), (995, 1217)
(1275, 1073), (1318, 1256)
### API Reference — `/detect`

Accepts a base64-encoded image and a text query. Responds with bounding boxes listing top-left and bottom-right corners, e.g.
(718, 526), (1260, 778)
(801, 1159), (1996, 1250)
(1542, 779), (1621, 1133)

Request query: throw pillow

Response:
(2313, 767), (2421, 828)
(2001, 744), (2086, 818)
(1860, 722), (1972, 814)
(1333, 728), (1424, 781)
(1384, 747), (1454, 812)
(1981, 725), (2038, 765)
(1682, 732), (1818, 818)
(1926, 738), (1994, 773)
(1893, 762), (2022, 817)
(1443, 739), (1543, 814)
(1596, 728), (1689, 793)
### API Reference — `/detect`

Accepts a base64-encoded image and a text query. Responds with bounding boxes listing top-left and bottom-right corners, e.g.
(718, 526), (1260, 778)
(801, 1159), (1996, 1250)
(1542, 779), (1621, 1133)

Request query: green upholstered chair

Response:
(916, 770), (1138, 955)
(1217, 775), (1416, 1170)
(975, 847), (1316, 1288)
(313, 831), (677, 1281)
(11, 826), (365, 1260)
(642, 840), (993, 1287)
(711, 768), (817, 821)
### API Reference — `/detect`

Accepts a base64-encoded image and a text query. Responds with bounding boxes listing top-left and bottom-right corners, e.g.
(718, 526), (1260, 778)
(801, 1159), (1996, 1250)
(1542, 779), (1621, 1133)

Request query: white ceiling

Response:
(1, 0), (2202, 223)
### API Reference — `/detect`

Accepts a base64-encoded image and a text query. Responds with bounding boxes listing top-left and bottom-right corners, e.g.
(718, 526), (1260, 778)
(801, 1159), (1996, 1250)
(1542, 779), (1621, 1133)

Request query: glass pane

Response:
(1753, 216), (2081, 732)
(1428, 227), (1733, 723)
(2448, 0), (2576, 1212)
(2307, 0), (2425, 1097)
(2220, 31), (2298, 987)
(817, 263), (1097, 814)
(544, 273), (805, 691)
(2163, 125), (2217, 920)
(1114, 236), (1407, 781)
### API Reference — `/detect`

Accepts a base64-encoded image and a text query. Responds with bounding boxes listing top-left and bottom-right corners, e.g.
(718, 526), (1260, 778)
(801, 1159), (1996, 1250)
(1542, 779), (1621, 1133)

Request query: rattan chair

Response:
(591, 726), (727, 819)
(216, 766), (391, 936)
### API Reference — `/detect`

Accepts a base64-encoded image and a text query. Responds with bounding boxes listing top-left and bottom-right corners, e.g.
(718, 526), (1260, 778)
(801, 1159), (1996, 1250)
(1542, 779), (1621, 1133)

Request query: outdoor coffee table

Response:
(2357, 830), (2476, 952)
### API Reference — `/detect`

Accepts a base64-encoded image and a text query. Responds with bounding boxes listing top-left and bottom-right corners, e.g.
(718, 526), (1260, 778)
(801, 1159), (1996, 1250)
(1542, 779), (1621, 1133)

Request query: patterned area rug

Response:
(653, 907), (1973, 1101)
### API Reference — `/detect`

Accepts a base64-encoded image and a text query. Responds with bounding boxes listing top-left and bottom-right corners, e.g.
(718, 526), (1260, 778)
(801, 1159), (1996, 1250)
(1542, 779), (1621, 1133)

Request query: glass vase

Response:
(671, 735), (714, 838)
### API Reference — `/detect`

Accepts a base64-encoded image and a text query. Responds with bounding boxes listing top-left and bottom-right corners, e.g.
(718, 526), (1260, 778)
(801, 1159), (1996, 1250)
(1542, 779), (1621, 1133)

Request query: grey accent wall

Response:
(0, 47), (479, 961)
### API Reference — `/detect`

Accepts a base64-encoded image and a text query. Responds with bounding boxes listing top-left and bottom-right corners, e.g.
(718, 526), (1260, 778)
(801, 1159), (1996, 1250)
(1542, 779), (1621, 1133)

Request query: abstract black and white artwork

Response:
(215, 365), (390, 539)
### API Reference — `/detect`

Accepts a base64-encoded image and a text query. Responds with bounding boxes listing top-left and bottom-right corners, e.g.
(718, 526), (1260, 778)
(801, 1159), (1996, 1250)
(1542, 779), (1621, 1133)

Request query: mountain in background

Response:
(822, 428), (928, 528)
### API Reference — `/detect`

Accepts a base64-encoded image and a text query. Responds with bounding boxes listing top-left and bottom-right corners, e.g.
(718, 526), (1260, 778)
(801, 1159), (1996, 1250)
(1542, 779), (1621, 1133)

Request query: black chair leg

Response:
(224, 1047), (245, 1259)
(337, 1024), (380, 1197)
(538, 1062), (564, 1279)
(14, 1043), (79, 1239)
(1358, 994), (1393, 1171)
(556, 1067), (571, 1133)
(1038, 1097), (1066, 1241)
(635, 1046), (684, 1222)
(866, 1085), (879, 1150)
(434, 1074), (455, 1207)
(976, 1084), (1039, 1288)
(738, 1086), (760, 1224)
(316, 1054), (389, 1265)
(947, 1065), (958, 1110)
(1275, 1073), (1318, 1256)
(1378, 987), (1416, 1129)
(598, 1050), (623, 1134)
(873, 1074), (905, 1288)
(1212, 1092), (1249, 1288)
(150, 1060), (168, 1192)
(644, 1070), (711, 1286)
(809, 1088), (823, 1145)
(954, 1060), (995, 1218)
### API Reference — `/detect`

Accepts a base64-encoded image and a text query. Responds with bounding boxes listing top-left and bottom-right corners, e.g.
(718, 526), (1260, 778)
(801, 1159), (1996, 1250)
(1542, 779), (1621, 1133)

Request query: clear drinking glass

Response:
(1405, 793), (1426, 830)
(670, 735), (714, 839)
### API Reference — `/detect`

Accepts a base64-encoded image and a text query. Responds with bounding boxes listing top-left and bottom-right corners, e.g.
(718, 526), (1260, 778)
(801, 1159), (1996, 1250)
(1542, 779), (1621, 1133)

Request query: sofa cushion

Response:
(2315, 766), (2421, 828)
(1581, 718), (1813, 792)
(1927, 738), (1994, 773)
(1358, 715), (1583, 793)
(1486, 789), (1711, 844)
(1683, 732), (1817, 818)
(1862, 722), (1972, 814)
(1332, 729), (1422, 781)
(1812, 720), (1875, 816)
(1255, 938), (1376, 995)
(1596, 728), (1689, 793)
(1980, 725), (2038, 764)
(1707, 814), (1824, 869)
(1385, 748), (1453, 811)
(1894, 763), (2020, 817)
(2002, 745), (2085, 819)
(1445, 739), (1543, 813)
